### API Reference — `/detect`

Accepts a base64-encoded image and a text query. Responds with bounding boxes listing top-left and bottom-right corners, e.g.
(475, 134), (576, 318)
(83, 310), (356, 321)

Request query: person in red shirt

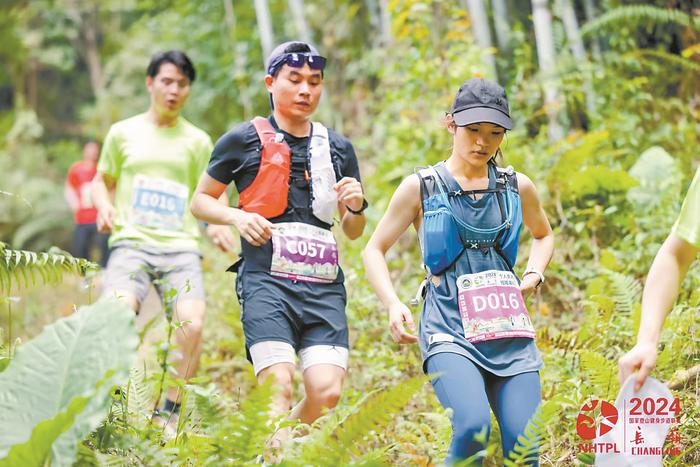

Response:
(64, 141), (110, 266)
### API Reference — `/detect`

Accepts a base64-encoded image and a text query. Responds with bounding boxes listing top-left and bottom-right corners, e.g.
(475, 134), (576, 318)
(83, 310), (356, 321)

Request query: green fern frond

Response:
(125, 367), (153, 423)
(579, 350), (618, 400)
(628, 49), (700, 73)
(582, 296), (615, 324)
(604, 270), (641, 315)
(187, 383), (224, 431)
(0, 242), (96, 294)
(536, 327), (593, 354)
(298, 375), (429, 465)
(504, 397), (563, 466)
(655, 343), (675, 374)
(631, 303), (642, 337)
(653, 306), (697, 376)
(93, 452), (131, 467)
(73, 442), (101, 467)
(105, 369), (150, 427)
(581, 5), (700, 38)
(212, 376), (276, 463)
(116, 435), (178, 466)
(351, 446), (391, 466)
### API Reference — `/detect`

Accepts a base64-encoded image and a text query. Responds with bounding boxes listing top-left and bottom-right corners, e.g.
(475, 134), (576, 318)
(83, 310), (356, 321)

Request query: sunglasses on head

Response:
(267, 53), (327, 75)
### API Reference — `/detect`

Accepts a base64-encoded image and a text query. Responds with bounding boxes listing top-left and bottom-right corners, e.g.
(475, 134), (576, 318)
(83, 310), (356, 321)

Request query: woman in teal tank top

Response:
(363, 78), (554, 465)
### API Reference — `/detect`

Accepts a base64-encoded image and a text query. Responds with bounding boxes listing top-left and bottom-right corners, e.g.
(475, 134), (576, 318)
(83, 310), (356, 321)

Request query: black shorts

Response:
(73, 223), (111, 268)
(235, 270), (349, 361)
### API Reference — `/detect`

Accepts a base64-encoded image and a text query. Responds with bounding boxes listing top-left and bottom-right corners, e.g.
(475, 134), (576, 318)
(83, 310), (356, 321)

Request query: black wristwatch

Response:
(346, 199), (368, 215)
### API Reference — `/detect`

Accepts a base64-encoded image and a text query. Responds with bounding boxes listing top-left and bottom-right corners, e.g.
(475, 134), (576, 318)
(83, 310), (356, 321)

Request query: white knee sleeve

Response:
(299, 345), (349, 372)
(249, 341), (296, 376)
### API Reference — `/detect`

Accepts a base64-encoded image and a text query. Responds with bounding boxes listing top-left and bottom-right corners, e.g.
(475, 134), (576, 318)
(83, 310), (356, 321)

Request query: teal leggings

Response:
(426, 352), (541, 465)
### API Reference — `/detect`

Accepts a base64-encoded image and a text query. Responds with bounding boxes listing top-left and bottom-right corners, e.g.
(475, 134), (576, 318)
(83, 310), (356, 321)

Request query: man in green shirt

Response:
(619, 166), (700, 391)
(92, 50), (234, 436)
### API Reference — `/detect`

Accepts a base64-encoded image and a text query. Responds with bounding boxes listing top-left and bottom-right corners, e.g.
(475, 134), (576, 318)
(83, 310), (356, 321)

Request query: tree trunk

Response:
(557, 0), (584, 59)
(490, 0), (511, 52)
(28, 60), (38, 112)
(222, 0), (254, 118)
(287, 0), (312, 43)
(531, 0), (564, 141)
(79, 6), (110, 130)
(556, 0), (596, 116)
(365, 0), (381, 36)
(378, 0), (392, 46)
(254, 0), (275, 62)
(464, 0), (498, 80)
(222, 0), (236, 33)
(81, 11), (102, 98)
(581, 0), (601, 59)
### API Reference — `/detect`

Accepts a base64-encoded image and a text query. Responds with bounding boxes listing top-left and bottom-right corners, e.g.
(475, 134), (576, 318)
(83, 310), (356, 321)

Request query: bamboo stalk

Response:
(667, 364), (700, 390)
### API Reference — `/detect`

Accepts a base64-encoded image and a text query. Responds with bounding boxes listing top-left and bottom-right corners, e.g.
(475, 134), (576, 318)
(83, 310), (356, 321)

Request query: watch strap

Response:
(346, 198), (368, 215)
(522, 268), (545, 288)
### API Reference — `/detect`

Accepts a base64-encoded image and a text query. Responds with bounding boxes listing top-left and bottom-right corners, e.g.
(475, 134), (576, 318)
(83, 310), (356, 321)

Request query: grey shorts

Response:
(103, 244), (205, 306)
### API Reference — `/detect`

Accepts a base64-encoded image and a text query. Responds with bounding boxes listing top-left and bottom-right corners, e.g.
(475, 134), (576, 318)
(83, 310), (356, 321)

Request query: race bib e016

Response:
(130, 175), (188, 231)
(457, 269), (535, 343)
(270, 222), (339, 283)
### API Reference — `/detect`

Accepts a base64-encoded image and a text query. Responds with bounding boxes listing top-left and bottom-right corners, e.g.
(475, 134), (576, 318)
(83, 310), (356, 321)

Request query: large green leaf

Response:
(0, 395), (90, 466)
(0, 299), (137, 466)
(627, 146), (681, 211)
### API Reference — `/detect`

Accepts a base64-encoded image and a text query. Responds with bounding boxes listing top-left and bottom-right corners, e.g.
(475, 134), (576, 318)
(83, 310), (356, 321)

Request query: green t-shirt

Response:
(672, 166), (700, 248)
(98, 113), (213, 251)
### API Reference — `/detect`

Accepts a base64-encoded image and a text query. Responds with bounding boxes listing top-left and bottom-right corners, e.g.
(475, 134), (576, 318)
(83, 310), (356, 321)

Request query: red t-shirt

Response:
(67, 161), (98, 224)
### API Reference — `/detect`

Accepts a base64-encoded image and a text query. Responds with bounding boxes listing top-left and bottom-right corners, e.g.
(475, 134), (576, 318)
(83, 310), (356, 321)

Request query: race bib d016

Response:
(270, 222), (339, 283)
(130, 175), (188, 231)
(457, 270), (535, 343)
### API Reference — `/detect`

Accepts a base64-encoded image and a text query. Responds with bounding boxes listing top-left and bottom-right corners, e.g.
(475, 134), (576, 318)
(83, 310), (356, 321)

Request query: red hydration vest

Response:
(238, 117), (291, 219)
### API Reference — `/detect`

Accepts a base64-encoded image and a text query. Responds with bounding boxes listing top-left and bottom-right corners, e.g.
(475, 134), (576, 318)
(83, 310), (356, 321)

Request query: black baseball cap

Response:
(450, 78), (512, 130)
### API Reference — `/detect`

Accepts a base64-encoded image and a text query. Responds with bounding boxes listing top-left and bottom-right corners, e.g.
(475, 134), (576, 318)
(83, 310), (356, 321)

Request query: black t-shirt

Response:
(207, 116), (361, 278)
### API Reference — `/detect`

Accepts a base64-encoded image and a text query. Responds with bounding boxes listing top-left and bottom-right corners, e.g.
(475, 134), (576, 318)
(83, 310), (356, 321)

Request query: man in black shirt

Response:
(191, 41), (366, 447)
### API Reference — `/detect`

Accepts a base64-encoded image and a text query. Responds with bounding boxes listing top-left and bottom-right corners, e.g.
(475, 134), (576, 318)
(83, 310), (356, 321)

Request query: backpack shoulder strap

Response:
(309, 121), (332, 163)
(251, 116), (277, 143)
(432, 163), (454, 193)
(495, 164), (519, 192)
(311, 121), (343, 179)
(310, 121), (329, 141)
(415, 166), (439, 202)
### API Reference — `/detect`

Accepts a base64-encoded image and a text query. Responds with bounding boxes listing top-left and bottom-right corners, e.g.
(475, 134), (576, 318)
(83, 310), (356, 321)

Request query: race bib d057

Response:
(270, 222), (339, 283)
(130, 175), (188, 231)
(457, 269), (535, 343)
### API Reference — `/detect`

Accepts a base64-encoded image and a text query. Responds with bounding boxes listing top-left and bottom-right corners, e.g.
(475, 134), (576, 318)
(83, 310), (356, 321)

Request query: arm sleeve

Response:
(672, 167), (700, 248)
(206, 122), (255, 186)
(97, 126), (123, 179)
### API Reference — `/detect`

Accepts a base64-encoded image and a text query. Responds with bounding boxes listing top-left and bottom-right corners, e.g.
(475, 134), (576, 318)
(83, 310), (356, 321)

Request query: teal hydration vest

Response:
(417, 161), (522, 276)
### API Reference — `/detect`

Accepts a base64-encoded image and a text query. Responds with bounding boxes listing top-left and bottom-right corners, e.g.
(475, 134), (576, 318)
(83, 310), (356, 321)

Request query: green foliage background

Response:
(0, 0), (699, 465)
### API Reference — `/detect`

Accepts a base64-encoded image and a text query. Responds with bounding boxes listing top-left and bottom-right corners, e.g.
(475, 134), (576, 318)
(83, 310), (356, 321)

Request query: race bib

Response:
(80, 183), (93, 208)
(130, 175), (188, 231)
(270, 222), (339, 283)
(457, 270), (535, 343)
